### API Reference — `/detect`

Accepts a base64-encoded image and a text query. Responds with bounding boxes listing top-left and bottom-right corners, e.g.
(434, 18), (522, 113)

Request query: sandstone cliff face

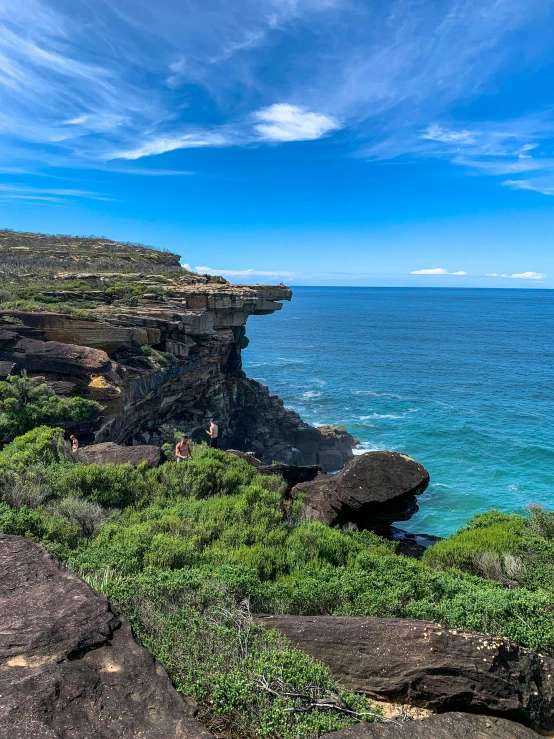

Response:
(0, 255), (354, 467)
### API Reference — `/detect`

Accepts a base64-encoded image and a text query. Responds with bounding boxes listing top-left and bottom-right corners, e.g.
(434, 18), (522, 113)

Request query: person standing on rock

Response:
(69, 435), (79, 453)
(175, 435), (193, 463)
(206, 420), (219, 449)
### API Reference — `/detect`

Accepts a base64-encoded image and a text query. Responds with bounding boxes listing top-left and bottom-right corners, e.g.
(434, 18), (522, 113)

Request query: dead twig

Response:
(254, 675), (390, 722)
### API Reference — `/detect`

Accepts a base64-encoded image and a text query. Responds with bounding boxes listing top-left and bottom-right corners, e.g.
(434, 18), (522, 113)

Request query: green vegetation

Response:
(0, 375), (99, 444)
(423, 507), (554, 594)
(2, 425), (554, 735)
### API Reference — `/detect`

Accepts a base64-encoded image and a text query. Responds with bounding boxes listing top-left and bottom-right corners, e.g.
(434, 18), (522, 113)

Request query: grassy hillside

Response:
(0, 228), (182, 274)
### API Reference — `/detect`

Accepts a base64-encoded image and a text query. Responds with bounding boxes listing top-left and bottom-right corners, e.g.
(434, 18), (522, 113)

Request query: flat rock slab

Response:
(292, 451), (430, 530)
(320, 713), (540, 738)
(75, 441), (161, 467)
(256, 615), (554, 730)
(0, 534), (214, 738)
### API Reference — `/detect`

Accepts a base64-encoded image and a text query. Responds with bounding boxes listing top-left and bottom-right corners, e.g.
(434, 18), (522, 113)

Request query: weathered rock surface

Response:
(292, 452), (430, 530)
(258, 463), (324, 492)
(0, 234), (355, 468)
(320, 713), (540, 738)
(226, 449), (262, 467)
(0, 534), (214, 738)
(76, 441), (162, 467)
(255, 615), (554, 730)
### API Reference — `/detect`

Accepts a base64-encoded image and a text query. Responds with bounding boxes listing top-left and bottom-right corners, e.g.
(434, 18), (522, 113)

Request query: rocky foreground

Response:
(1, 534), (547, 738)
(0, 534), (213, 738)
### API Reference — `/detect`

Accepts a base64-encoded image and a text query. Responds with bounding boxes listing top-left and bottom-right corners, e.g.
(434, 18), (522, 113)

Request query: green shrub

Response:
(422, 521), (524, 573)
(46, 496), (113, 538)
(0, 375), (98, 443)
(88, 573), (379, 739)
(0, 426), (68, 473)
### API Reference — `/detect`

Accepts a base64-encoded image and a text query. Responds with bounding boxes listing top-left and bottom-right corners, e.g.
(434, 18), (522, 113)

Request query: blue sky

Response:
(2, 0), (554, 287)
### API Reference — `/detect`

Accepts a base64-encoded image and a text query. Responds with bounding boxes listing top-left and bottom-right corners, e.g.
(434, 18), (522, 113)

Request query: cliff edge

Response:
(0, 230), (354, 468)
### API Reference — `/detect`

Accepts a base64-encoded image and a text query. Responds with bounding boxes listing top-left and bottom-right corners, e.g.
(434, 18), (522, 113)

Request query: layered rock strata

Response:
(0, 269), (354, 467)
(0, 534), (214, 738)
(255, 615), (554, 731)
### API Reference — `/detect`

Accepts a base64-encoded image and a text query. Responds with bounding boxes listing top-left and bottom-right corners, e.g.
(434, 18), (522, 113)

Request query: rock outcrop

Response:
(258, 463), (324, 492)
(320, 713), (540, 738)
(0, 232), (356, 467)
(75, 441), (162, 467)
(0, 533), (214, 738)
(255, 615), (554, 730)
(292, 452), (430, 531)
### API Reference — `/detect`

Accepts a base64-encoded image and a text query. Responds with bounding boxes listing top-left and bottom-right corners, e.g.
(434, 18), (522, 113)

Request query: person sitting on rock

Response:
(175, 435), (192, 463)
(206, 420), (219, 449)
(69, 435), (79, 453)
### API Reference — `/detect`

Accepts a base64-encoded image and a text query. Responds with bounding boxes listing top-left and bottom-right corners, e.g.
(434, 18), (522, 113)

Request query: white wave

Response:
(359, 412), (406, 420)
(302, 390), (322, 399)
(353, 441), (391, 454)
(351, 390), (406, 400)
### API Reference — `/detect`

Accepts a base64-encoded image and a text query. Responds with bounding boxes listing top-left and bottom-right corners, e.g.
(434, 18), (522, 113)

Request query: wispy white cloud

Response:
(422, 124), (476, 145)
(0, 184), (115, 202)
(486, 271), (546, 280)
(191, 265), (298, 277)
(410, 268), (467, 275)
(1, 0), (553, 210)
(503, 177), (554, 196)
(253, 104), (339, 142)
(112, 132), (229, 160)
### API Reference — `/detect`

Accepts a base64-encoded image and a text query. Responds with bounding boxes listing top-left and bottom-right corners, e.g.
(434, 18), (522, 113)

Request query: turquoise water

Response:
(243, 287), (554, 537)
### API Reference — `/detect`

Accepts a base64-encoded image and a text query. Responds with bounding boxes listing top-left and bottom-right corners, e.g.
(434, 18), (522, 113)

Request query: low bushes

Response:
(2, 427), (554, 736)
(423, 507), (554, 598)
(90, 571), (378, 739)
(0, 375), (99, 443)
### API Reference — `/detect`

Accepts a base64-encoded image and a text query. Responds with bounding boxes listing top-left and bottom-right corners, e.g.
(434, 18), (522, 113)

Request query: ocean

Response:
(242, 287), (554, 538)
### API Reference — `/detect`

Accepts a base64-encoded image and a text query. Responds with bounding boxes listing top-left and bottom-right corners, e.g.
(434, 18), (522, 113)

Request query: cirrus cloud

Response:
(486, 271), (546, 280)
(410, 268), (467, 275)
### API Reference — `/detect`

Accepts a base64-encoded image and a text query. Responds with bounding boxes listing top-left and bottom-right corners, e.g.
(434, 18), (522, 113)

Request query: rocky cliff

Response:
(0, 230), (354, 468)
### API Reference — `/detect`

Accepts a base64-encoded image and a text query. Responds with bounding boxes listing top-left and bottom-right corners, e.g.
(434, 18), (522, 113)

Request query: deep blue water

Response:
(242, 287), (554, 538)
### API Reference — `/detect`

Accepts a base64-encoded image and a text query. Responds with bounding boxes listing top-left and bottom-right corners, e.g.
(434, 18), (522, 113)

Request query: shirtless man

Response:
(69, 435), (79, 453)
(206, 419), (219, 448)
(175, 435), (192, 463)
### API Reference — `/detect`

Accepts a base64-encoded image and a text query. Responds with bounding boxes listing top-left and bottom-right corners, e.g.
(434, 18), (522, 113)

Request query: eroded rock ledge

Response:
(0, 267), (354, 467)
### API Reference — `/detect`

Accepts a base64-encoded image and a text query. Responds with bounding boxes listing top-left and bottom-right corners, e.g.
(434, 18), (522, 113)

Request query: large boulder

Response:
(320, 713), (540, 738)
(255, 615), (554, 730)
(75, 441), (161, 467)
(0, 534), (214, 738)
(292, 452), (429, 531)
